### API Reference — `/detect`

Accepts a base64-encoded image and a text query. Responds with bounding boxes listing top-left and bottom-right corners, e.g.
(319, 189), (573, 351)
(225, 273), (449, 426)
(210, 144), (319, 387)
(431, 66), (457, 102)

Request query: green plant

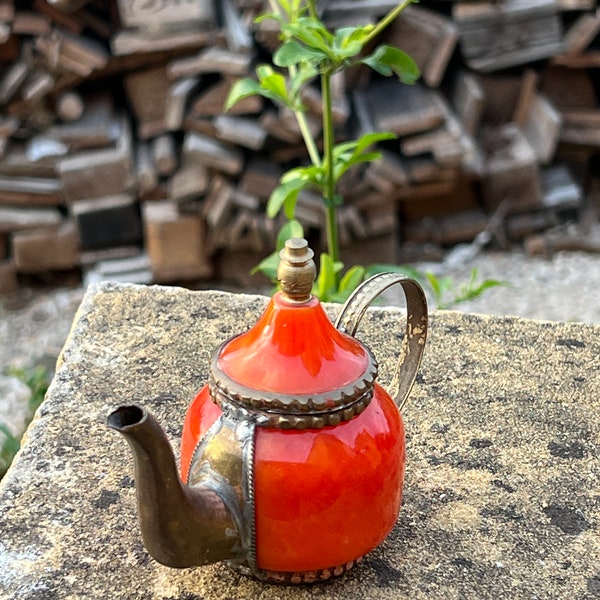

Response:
(425, 269), (507, 310)
(227, 0), (419, 302)
(0, 423), (20, 478)
(0, 365), (50, 479)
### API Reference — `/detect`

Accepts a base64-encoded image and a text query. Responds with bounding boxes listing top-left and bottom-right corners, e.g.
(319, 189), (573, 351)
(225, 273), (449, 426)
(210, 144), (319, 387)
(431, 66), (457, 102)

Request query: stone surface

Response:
(0, 282), (599, 599)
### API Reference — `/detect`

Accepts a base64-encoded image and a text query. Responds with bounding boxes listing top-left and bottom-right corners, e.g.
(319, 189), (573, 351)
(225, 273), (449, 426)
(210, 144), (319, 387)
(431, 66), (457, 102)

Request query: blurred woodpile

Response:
(0, 0), (599, 293)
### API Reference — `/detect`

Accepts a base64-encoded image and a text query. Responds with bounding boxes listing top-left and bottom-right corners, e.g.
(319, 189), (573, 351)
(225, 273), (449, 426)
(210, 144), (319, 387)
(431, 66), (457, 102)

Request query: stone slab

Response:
(0, 282), (599, 599)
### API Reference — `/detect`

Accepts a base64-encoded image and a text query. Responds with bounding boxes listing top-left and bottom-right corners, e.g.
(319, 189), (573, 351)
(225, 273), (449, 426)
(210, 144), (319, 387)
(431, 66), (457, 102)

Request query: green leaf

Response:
(313, 253), (343, 301)
(250, 251), (280, 280)
(332, 26), (374, 58)
(276, 219), (304, 250)
(274, 40), (327, 67)
(290, 62), (318, 97)
(256, 65), (292, 106)
(254, 12), (284, 26)
(283, 18), (334, 56)
(281, 164), (323, 186)
(425, 272), (453, 308)
(251, 220), (305, 280)
(225, 78), (262, 111)
(266, 177), (309, 218)
(362, 45), (420, 84)
(334, 266), (366, 302)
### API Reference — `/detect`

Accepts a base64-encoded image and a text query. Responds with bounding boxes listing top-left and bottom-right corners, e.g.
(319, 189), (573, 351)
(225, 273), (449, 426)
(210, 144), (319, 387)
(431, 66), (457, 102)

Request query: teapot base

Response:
(226, 555), (363, 585)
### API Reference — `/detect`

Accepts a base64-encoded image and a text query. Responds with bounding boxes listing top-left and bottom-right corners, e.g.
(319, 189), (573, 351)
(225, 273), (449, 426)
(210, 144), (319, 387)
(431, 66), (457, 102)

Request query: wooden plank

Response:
(0, 143), (57, 178)
(44, 0), (93, 11)
(213, 115), (267, 150)
(190, 77), (263, 117)
(259, 109), (302, 144)
(183, 131), (243, 175)
(201, 175), (234, 230)
(12, 11), (51, 35)
(0, 176), (62, 205)
(0, 59), (28, 104)
(152, 134), (177, 177)
(562, 8), (600, 56)
(451, 70), (485, 136)
(21, 70), (54, 104)
(540, 65), (597, 110)
(0, 259), (18, 294)
(221, 0), (253, 54)
(44, 93), (117, 150)
(0, 206), (62, 233)
(513, 69), (539, 127)
(521, 94), (562, 164)
(353, 81), (445, 137)
(57, 119), (134, 202)
(135, 141), (158, 197)
(0, 1), (14, 23)
(143, 200), (212, 282)
(480, 123), (543, 212)
(453, 0), (563, 72)
(70, 193), (142, 250)
(555, 0), (595, 8)
(478, 74), (522, 125)
(116, 0), (215, 31)
(552, 51), (600, 68)
(55, 91), (85, 122)
(12, 221), (79, 272)
(124, 66), (171, 139)
(169, 161), (209, 203)
(110, 27), (216, 57)
(46, 29), (109, 73)
(165, 77), (198, 131)
(403, 209), (488, 245)
(385, 5), (458, 88)
(33, 0), (85, 34)
(239, 159), (280, 200)
(167, 46), (252, 79)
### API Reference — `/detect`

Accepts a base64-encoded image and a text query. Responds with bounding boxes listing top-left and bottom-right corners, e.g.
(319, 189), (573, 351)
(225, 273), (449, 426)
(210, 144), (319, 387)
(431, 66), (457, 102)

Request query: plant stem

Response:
(321, 70), (339, 265)
(268, 0), (321, 166)
(291, 72), (321, 166)
(363, 0), (415, 47)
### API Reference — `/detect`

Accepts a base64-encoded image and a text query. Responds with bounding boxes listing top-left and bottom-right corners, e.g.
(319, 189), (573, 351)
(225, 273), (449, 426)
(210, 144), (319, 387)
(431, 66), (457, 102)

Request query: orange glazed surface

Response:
(181, 385), (405, 572)
(217, 293), (369, 394)
(254, 385), (404, 572)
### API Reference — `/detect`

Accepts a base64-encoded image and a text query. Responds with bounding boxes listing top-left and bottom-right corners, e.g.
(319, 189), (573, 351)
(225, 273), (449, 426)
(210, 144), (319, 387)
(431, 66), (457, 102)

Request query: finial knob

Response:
(277, 238), (316, 302)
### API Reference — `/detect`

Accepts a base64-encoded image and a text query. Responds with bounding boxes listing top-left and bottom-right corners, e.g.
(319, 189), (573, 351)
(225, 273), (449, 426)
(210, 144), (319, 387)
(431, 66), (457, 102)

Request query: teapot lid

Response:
(209, 239), (377, 429)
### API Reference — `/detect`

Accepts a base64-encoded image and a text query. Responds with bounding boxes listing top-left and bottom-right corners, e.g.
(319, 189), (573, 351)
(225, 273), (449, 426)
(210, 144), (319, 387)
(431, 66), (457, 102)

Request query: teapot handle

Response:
(335, 273), (428, 411)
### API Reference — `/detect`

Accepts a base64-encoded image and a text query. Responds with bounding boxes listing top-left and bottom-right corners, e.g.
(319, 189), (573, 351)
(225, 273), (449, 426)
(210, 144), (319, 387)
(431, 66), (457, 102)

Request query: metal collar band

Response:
(209, 340), (378, 430)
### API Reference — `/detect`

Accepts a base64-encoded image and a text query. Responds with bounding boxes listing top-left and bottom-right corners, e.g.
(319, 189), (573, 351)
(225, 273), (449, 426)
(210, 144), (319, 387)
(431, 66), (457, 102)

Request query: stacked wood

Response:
(0, 0), (597, 294)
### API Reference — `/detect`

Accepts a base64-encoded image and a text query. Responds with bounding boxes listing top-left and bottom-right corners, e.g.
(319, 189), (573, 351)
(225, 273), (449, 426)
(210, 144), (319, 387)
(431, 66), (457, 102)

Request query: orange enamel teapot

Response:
(108, 238), (427, 584)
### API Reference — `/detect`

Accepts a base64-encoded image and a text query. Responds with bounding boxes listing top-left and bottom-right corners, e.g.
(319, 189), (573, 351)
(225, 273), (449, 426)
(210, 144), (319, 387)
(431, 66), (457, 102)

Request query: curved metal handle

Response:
(335, 273), (428, 411)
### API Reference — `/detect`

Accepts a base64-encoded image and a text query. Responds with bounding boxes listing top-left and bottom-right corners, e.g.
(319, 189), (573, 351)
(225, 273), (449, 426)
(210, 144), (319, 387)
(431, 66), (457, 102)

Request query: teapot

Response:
(107, 238), (427, 584)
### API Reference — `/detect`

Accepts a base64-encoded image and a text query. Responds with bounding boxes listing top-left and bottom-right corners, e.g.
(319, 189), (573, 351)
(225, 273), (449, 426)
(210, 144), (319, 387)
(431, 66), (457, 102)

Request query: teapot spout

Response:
(107, 405), (240, 568)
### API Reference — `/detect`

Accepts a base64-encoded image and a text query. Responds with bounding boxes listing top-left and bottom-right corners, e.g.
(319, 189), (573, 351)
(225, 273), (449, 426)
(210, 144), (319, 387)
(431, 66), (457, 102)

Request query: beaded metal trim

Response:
(208, 339), (378, 430)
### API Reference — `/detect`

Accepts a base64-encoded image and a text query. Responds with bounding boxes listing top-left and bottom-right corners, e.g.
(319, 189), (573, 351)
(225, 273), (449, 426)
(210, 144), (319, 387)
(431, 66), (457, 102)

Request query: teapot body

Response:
(181, 380), (405, 580)
(107, 240), (427, 584)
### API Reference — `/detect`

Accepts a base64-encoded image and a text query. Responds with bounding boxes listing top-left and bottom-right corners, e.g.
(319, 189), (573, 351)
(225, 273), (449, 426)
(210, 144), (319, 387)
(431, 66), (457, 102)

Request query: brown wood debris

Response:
(0, 0), (597, 291)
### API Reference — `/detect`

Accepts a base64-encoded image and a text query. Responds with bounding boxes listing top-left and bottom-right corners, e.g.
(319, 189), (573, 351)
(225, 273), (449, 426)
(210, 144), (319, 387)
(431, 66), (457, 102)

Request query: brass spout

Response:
(107, 405), (240, 568)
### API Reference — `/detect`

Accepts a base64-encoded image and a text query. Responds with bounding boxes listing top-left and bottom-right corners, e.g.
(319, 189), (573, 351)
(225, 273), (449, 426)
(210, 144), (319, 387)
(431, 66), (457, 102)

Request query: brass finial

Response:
(277, 238), (316, 302)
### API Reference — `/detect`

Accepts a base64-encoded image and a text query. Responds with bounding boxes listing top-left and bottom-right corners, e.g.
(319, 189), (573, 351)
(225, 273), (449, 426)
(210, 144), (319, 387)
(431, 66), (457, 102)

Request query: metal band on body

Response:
(335, 273), (428, 411)
(187, 411), (257, 569)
